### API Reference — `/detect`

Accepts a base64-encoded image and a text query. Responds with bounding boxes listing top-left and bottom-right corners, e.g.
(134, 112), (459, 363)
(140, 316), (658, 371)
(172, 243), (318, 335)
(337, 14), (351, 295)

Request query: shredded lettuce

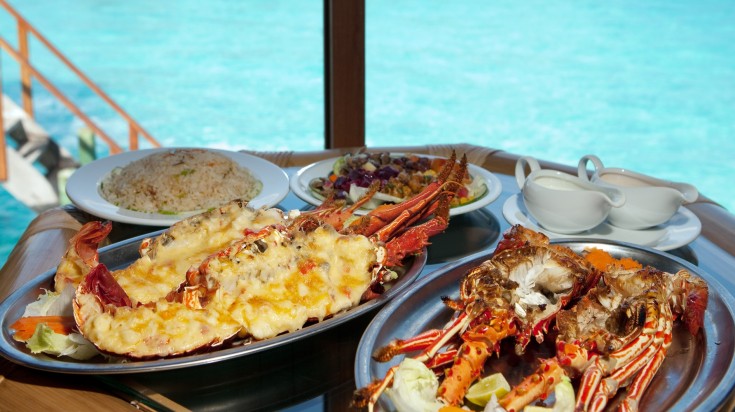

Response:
(551, 376), (575, 412)
(19, 285), (99, 360)
(22, 286), (74, 318)
(385, 358), (444, 412)
(26, 323), (99, 360)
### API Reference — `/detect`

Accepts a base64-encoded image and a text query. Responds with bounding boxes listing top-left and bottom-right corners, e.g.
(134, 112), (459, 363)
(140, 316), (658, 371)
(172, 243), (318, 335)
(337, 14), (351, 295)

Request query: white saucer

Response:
(502, 194), (702, 251)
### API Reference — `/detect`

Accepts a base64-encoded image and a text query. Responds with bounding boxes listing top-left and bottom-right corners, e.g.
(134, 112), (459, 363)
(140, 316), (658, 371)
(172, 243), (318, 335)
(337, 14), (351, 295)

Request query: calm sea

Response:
(1, 0), (733, 269)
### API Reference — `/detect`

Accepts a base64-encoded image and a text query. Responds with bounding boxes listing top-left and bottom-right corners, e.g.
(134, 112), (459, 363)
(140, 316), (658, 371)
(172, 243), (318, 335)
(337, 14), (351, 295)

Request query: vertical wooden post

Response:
(17, 21), (33, 118)
(324, 0), (365, 149)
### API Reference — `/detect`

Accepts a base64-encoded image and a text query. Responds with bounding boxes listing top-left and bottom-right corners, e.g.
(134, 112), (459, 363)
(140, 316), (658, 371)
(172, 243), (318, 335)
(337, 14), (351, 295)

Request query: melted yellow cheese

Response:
(204, 225), (377, 340)
(114, 203), (285, 303)
(74, 292), (240, 358)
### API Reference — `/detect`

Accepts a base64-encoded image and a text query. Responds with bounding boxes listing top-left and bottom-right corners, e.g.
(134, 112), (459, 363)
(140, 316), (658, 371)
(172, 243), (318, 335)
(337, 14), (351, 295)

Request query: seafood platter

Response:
(290, 151), (503, 216)
(0, 153), (472, 373)
(354, 226), (735, 411)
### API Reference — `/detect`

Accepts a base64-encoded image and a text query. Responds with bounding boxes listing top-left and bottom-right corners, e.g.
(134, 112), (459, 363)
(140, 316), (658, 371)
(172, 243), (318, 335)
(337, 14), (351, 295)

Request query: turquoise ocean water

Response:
(1, 0), (734, 269)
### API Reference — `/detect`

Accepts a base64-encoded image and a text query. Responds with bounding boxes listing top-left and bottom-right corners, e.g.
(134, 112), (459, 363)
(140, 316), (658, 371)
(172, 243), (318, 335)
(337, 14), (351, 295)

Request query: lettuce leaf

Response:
(25, 323), (99, 360)
(22, 286), (74, 318)
(385, 358), (444, 412)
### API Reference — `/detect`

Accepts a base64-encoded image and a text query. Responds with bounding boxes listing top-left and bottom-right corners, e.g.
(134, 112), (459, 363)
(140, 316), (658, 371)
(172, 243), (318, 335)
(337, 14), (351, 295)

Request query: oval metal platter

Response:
(0, 230), (426, 374)
(355, 240), (735, 411)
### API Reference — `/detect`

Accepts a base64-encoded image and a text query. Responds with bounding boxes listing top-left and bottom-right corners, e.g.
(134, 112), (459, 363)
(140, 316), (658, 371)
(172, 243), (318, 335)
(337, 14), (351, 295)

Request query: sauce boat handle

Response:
(577, 154), (604, 181)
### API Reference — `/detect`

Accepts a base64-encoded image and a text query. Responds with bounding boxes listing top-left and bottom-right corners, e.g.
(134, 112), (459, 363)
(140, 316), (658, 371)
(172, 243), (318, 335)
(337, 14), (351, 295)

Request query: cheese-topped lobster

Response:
(22, 153), (468, 359)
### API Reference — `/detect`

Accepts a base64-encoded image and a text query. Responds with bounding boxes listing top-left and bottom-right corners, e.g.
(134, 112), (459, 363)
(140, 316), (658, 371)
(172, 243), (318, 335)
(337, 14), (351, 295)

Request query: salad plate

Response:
(355, 240), (735, 411)
(66, 148), (289, 226)
(503, 194), (702, 251)
(0, 231), (426, 374)
(289, 154), (502, 216)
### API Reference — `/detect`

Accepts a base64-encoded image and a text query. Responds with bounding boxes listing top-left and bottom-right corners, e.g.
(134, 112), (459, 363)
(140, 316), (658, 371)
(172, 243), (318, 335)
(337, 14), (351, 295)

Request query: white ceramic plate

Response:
(66, 148), (289, 226)
(289, 155), (502, 216)
(503, 194), (702, 251)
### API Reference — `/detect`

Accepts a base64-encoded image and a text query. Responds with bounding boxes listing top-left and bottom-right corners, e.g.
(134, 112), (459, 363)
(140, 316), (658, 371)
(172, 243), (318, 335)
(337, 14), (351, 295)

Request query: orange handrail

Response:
(0, 39), (124, 154)
(0, 0), (161, 181)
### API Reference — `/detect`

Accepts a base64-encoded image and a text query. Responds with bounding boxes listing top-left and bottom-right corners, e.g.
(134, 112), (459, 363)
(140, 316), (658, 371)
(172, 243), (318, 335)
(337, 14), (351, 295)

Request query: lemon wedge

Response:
(465, 372), (511, 406)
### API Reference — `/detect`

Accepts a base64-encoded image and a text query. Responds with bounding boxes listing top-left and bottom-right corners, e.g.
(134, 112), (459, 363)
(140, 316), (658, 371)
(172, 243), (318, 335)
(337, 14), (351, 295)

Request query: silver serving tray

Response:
(355, 240), (735, 411)
(0, 230), (426, 374)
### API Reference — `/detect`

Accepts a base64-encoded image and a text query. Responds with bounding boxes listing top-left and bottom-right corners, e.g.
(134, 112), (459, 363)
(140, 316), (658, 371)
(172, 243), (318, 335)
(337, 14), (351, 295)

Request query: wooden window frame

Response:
(324, 0), (365, 149)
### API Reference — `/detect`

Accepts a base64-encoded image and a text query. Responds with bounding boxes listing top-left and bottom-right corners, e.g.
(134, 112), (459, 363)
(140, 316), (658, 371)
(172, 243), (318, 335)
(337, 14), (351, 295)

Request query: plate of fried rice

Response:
(66, 148), (289, 226)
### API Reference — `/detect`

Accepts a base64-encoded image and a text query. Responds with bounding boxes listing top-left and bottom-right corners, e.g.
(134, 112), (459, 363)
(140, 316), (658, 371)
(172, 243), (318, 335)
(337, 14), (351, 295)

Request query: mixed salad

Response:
(308, 152), (487, 210)
(10, 286), (99, 360)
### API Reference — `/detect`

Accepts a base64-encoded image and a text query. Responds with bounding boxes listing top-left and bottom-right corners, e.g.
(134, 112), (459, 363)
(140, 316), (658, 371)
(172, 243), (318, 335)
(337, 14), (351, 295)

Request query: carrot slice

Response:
(585, 248), (642, 272)
(9, 316), (76, 341)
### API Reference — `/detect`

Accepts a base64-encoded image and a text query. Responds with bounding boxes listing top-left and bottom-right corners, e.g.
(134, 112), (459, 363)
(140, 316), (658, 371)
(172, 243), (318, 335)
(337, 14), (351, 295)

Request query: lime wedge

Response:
(465, 372), (511, 406)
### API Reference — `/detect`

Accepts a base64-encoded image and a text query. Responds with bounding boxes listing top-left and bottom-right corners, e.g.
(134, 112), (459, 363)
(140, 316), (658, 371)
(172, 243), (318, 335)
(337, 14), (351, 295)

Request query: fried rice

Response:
(99, 149), (262, 214)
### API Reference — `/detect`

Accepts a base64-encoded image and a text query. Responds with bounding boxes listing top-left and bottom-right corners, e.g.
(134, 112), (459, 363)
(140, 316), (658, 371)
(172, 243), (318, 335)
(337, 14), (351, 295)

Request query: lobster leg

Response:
(618, 306), (673, 412)
(348, 153), (460, 238)
(590, 343), (659, 412)
(500, 342), (590, 412)
(580, 299), (663, 411)
(378, 156), (467, 236)
(438, 309), (517, 405)
(353, 309), (473, 411)
(353, 364), (400, 412)
(380, 194), (451, 267)
(303, 181), (380, 230)
(500, 359), (568, 412)
(501, 298), (664, 412)
(372, 329), (445, 362)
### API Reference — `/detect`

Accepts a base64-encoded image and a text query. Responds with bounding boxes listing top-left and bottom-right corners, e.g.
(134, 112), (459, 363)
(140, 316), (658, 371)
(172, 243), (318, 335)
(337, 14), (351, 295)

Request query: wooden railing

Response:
(0, 0), (161, 181)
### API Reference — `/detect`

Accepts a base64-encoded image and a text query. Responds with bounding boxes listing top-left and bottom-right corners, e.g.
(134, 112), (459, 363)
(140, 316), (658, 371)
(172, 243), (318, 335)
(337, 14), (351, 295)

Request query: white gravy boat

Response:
(516, 156), (625, 234)
(578, 154), (698, 230)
